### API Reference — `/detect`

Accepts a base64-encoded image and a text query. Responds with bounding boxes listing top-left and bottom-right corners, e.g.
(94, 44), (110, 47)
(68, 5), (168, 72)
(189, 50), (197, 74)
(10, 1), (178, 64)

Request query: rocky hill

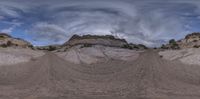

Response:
(161, 32), (200, 49)
(64, 34), (128, 47)
(0, 33), (32, 48)
(35, 34), (147, 51)
(59, 34), (147, 51)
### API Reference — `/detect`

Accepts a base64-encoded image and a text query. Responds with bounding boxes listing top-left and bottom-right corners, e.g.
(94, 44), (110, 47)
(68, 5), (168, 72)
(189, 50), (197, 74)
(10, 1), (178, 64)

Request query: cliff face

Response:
(0, 33), (32, 48)
(35, 34), (147, 51)
(178, 32), (200, 48)
(64, 34), (128, 47)
(162, 32), (200, 49)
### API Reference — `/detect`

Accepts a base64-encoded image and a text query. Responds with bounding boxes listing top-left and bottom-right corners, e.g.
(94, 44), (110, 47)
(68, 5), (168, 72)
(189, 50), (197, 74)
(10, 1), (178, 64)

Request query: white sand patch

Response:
(180, 55), (200, 65)
(159, 48), (200, 65)
(56, 45), (140, 64)
(0, 48), (45, 65)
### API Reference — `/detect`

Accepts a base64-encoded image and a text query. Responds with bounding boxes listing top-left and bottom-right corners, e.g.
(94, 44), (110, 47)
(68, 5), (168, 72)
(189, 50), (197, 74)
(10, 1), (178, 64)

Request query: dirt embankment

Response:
(159, 48), (200, 65)
(0, 50), (200, 99)
(56, 45), (140, 64)
(0, 48), (44, 65)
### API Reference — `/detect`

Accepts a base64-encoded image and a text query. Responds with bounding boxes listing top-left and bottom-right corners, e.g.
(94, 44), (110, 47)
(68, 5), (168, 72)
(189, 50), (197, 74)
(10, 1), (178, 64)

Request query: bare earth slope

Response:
(159, 48), (200, 65)
(0, 50), (200, 99)
(56, 45), (140, 64)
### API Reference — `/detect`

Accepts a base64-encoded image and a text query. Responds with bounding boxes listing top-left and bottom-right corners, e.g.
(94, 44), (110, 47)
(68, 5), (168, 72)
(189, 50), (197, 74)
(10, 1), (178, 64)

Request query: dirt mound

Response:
(0, 48), (45, 65)
(56, 45), (140, 64)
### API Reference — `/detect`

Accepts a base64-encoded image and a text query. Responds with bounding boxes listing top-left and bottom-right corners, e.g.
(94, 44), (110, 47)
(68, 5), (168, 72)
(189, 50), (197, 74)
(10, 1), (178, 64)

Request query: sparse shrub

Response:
(105, 35), (115, 39)
(7, 41), (12, 46)
(81, 44), (93, 48)
(0, 44), (7, 48)
(133, 46), (139, 49)
(0, 35), (4, 38)
(138, 44), (148, 49)
(171, 43), (180, 49)
(161, 44), (167, 49)
(169, 39), (176, 44)
(121, 44), (133, 50)
(0, 36), (5, 40)
(169, 39), (180, 49)
(193, 45), (200, 48)
(28, 45), (34, 49)
(48, 46), (56, 51)
(193, 40), (198, 42)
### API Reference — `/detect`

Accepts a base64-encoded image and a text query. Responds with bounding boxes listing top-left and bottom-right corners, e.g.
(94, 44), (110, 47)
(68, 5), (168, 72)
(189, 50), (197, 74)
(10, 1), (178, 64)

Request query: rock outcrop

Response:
(0, 33), (32, 48)
(56, 45), (140, 64)
(57, 34), (147, 51)
(55, 34), (146, 64)
(161, 32), (200, 49)
(35, 34), (148, 52)
(160, 32), (200, 65)
(64, 34), (128, 47)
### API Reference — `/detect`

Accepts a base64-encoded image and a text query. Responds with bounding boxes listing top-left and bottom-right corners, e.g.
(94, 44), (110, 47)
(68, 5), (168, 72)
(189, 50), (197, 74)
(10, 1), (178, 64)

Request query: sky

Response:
(0, 0), (200, 47)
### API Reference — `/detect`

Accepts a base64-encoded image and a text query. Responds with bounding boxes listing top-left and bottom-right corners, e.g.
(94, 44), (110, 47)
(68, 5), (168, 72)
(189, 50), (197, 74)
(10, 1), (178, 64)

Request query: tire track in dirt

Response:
(1, 51), (200, 99)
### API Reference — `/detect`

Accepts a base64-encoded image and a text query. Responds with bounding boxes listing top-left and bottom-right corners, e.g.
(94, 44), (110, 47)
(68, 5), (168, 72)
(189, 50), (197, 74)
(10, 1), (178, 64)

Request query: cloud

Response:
(0, 0), (200, 46)
(0, 16), (4, 20)
(0, 27), (14, 33)
(27, 22), (67, 44)
(0, 19), (22, 33)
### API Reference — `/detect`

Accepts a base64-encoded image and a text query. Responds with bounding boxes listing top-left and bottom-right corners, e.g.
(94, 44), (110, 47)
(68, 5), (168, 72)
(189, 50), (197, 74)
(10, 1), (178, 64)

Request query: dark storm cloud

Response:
(0, 0), (200, 46)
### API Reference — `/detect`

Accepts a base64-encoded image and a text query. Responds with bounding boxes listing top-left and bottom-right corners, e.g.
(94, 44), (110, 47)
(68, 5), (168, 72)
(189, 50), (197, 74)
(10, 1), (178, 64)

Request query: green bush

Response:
(121, 44), (133, 50)
(138, 44), (148, 49)
(161, 44), (167, 49)
(193, 45), (200, 48)
(80, 44), (93, 48)
(169, 39), (180, 49)
(169, 39), (176, 44)
(171, 43), (180, 49)
(193, 40), (198, 42)
(48, 46), (56, 51)
(0, 44), (7, 48)
(7, 41), (12, 46)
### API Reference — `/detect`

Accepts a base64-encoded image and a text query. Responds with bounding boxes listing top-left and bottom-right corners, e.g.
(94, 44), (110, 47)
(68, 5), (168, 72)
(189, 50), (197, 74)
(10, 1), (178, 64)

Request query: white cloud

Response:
(0, 16), (4, 20)
(27, 22), (68, 44)
(0, 27), (14, 33)
(0, 19), (22, 33)
(0, 0), (199, 46)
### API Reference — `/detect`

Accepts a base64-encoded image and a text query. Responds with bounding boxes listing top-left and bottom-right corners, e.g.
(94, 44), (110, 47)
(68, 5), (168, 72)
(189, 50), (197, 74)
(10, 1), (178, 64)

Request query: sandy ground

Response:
(0, 50), (200, 98)
(0, 48), (45, 65)
(56, 45), (140, 64)
(159, 48), (200, 65)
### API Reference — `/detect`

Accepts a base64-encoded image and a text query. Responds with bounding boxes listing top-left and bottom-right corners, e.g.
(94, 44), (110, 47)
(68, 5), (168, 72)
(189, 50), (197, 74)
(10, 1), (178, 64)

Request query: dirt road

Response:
(0, 50), (200, 99)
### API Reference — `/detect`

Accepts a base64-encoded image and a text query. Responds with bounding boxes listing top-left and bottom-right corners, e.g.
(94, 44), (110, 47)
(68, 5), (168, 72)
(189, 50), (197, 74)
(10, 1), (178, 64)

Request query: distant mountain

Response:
(34, 34), (148, 51)
(161, 32), (200, 49)
(59, 34), (147, 51)
(0, 33), (32, 48)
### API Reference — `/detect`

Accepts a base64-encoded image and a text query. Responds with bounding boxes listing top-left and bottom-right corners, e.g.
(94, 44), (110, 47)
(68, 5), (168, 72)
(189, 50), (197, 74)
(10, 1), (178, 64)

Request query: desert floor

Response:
(0, 50), (200, 99)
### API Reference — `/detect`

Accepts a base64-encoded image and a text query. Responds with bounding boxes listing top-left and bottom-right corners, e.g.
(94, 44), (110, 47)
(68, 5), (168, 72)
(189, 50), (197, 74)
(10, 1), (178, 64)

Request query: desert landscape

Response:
(1, 0), (200, 99)
(0, 33), (200, 99)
